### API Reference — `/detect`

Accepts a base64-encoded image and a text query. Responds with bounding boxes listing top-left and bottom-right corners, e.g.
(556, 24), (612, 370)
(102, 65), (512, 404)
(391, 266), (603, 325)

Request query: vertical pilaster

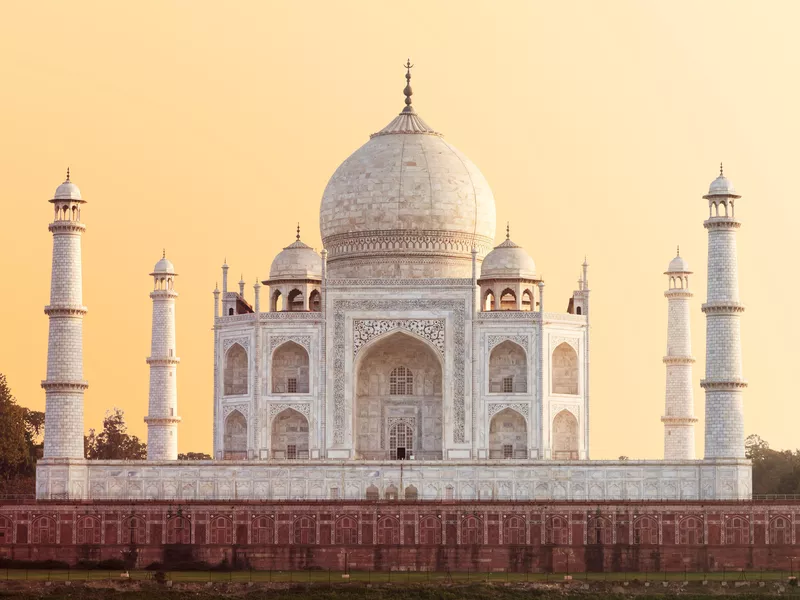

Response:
(43, 173), (88, 460)
(702, 168), (747, 459)
(253, 279), (261, 458)
(145, 255), (181, 460)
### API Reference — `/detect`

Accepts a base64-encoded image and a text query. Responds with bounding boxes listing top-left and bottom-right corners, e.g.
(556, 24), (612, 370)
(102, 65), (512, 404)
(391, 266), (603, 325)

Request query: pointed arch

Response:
(377, 516), (400, 544)
(461, 514), (483, 544)
(552, 342), (579, 395)
(503, 515), (526, 544)
(210, 515), (233, 544)
(224, 343), (248, 396)
(293, 516), (316, 544)
(769, 515), (791, 545)
(252, 516), (274, 545)
(0, 516), (12, 544)
(419, 516), (442, 545)
(334, 515), (358, 544)
(587, 515), (612, 544)
(270, 407), (309, 460)
(271, 289), (283, 312)
(122, 516), (146, 545)
(223, 409), (247, 459)
(287, 288), (304, 311)
(500, 288), (516, 310)
(309, 289), (321, 311)
(521, 289), (533, 311)
(76, 516), (101, 545)
(31, 516), (56, 544)
(552, 409), (578, 460)
(489, 340), (527, 394)
(166, 516), (191, 544)
(489, 407), (527, 458)
(483, 289), (495, 311)
(633, 516), (658, 545)
(271, 341), (309, 394)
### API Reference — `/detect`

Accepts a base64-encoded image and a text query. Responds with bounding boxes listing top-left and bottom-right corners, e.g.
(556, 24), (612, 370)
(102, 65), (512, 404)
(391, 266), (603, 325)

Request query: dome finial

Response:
(506, 221), (510, 240)
(720, 162), (724, 177)
(162, 248), (166, 259)
(402, 58), (414, 113)
(65, 167), (70, 182)
(296, 222), (301, 241)
(677, 245), (680, 257)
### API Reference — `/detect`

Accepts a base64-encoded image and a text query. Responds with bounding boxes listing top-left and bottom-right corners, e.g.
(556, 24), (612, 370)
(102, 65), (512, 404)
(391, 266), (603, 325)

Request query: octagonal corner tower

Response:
(319, 75), (497, 279)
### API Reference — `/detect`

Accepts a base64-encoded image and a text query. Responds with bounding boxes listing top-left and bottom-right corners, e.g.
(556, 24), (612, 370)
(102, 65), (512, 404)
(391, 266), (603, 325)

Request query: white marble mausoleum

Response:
(36, 65), (752, 501)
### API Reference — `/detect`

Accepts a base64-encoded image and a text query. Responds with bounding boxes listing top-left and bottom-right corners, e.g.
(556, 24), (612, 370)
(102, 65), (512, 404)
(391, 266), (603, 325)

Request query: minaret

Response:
(701, 165), (746, 459)
(662, 248), (697, 460)
(144, 252), (181, 460)
(42, 170), (88, 459)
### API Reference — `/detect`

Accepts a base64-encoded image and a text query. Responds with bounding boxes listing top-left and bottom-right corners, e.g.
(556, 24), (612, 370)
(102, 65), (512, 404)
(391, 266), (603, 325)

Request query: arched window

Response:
(461, 515), (483, 544)
(633, 516), (658, 545)
(552, 342), (579, 395)
(678, 516), (703, 545)
(272, 290), (283, 312)
(252, 516), (274, 545)
(271, 408), (309, 460)
(271, 341), (309, 394)
(293, 516), (316, 544)
(405, 485), (418, 500)
(365, 485), (379, 501)
(77, 516), (101, 545)
(726, 516), (749, 545)
(503, 516), (526, 545)
(489, 408), (527, 459)
(210, 516), (233, 545)
(228, 308), (234, 315)
(385, 485), (399, 500)
(122, 516), (146, 545)
(0, 516), (12, 544)
(377, 517), (400, 544)
(500, 288), (516, 310)
(389, 422), (413, 460)
(521, 289), (533, 311)
(31, 516), (56, 544)
(483, 290), (495, 311)
(489, 341), (527, 394)
(419, 516), (442, 545)
(166, 516), (190, 544)
(224, 343), (248, 396)
(545, 516), (568, 545)
(769, 516), (791, 545)
(335, 516), (358, 544)
(309, 290), (321, 312)
(223, 410), (247, 459)
(552, 410), (579, 460)
(287, 289), (304, 311)
(389, 366), (413, 395)
(587, 516), (612, 545)
(576, 306), (582, 315)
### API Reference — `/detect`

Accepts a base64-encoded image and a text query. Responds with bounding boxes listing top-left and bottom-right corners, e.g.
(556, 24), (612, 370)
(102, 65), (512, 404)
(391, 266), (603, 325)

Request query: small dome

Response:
(52, 170), (83, 202)
(152, 254), (175, 274)
(704, 165), (740, 199)
(269, 238), (322, 281)
(666, 254), (690, 273)
(480, 238), (537, 280)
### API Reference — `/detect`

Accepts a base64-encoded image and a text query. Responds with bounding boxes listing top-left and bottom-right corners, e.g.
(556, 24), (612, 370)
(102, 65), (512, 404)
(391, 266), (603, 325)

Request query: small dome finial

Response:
(162, 248), (166, 259)
(65, 167), (70, 182)
(677, 245), (680, 257)
(296, 222), (301, 241)
(720, 162), (724, 177)
(506, 221), (510, 240)
(402, 58), (414, 112)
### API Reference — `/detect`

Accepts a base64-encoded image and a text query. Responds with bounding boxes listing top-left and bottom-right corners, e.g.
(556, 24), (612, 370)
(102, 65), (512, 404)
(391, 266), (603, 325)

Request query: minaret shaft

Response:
(43, 177), (87, 460)
(145, 261), (180, 460)
(701, 173), (746, 460)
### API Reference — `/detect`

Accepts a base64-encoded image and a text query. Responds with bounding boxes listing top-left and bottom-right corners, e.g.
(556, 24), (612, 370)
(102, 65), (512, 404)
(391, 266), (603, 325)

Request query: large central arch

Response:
(354, 331), (443, 460)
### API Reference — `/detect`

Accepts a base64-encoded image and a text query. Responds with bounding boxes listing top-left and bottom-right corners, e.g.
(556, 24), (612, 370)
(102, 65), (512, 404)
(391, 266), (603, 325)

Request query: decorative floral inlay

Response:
(269, 335), (311, 355)
(487, 335), (529, 353)
(550, 336), (579, 353)
(353, 319), (445, 357)
(223, 337), (250, 353)
(268, 403), (311, 421)
(223, 403), (249, 420)
(488, 402), (530, 420)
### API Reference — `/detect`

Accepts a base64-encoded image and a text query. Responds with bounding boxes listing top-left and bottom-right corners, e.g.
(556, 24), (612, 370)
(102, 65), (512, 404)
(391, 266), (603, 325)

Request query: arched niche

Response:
(552, 342), (579, 395)
(224, 343), (248, 396)
(552, 409), (578, 460)
(355, 331), (443, 460)
(489, 407), (527, 458)
(270, 408), (309, 459)
(271, 341), (309, 394)
(224, 410), (247, 458)
(488, 340), (527, 393)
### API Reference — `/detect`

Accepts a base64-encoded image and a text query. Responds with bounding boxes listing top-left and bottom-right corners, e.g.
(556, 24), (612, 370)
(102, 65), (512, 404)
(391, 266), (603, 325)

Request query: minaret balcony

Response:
(701, 301), (745, 314)
(662, 356), (695, 365)
(703, 217), (741, 230)
(700, 378), (748, 390)
(146, 357), (181, 366)
(44, 305), (88, 317)
(48, 221), (86, 234)
(41, 379), (89, 391)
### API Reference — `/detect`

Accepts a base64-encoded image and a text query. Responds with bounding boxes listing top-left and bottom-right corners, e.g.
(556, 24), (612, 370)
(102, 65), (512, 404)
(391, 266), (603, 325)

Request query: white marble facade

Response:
(37, 69), (752, 501)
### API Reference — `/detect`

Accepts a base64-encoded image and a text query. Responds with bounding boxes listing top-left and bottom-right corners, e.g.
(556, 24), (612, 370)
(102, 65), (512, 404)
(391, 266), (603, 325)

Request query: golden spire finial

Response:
(720, 162), (724, 177)
(402, 58), (414, 112)
(162, 248), (166, 259)
(677, 245), (680, 257)
(296, 222), (301, 241)
(65, 167), (70, 182)
(506, 221), (510, 240)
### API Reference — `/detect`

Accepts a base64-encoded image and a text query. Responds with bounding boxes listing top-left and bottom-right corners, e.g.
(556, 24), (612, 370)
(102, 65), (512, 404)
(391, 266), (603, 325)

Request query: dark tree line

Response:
(745, 434), (800, 495)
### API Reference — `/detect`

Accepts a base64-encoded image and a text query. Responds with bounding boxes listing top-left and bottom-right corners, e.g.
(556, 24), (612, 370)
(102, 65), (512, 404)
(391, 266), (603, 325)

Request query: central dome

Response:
(319, 71), (497, 278)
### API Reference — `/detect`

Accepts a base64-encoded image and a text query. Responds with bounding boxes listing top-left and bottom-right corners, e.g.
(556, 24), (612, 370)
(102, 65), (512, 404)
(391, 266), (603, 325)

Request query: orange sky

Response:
(1, 1), (797, 458)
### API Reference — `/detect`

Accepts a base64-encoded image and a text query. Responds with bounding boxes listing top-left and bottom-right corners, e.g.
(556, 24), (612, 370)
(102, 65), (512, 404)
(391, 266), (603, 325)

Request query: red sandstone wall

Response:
(0, 500), (797, 572)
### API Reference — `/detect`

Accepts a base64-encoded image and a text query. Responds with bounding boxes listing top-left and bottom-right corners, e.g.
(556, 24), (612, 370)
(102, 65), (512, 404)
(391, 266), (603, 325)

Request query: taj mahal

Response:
(36, 65), (751, 501)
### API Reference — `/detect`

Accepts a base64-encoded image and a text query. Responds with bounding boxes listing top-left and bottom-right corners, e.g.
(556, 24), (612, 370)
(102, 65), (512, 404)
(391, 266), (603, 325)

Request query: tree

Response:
(0, 374), (43, 495)
(746, 434), (800, 495)
(178, 452), (212, 460)
(85, 408), (146, 460)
